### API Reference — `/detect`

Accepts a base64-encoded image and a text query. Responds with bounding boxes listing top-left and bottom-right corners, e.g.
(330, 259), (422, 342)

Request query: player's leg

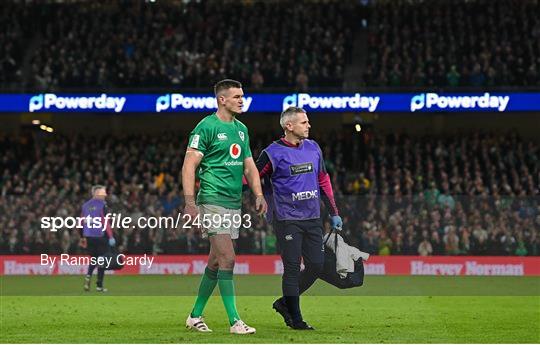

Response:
(96, 268), (106, 292)
(191, 204), (254, 334)
(190, 245), (219, 318)
(83, 273), (91, 291)
(210, 234), (242, 322)
(283, 219), (324, 330)
(186, 249), (217, 332)
(84, 237), (97, 291)
(186, 208), (218, 333)
(86, 264), (96, 277)
(274, 220), (304, 327)
(96, 236), (108, 292)
(210, 233), (255, 334)
(299, 219), (324, 295)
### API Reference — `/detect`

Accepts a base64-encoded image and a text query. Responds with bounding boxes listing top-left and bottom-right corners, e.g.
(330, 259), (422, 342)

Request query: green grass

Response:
(1, 275), (539, 343)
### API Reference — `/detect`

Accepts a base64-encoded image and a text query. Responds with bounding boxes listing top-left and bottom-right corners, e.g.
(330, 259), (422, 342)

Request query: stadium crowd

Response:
(364, 0), (540, 88)
(0, 3), (30, 87)
(1, 0), (539, 91)
(1, 130), (538, 256)
(0, 0), (539, 257)
(22, 0), (354, 91)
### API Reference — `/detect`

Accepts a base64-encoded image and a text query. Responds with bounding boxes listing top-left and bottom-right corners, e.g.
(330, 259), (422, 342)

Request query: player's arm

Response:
(182, 148), (203, 220)
(242, 150), (272, 188)
(102, 205), (116, 246)
(102, 205), (114, 238)
(244, 156), (268, 215)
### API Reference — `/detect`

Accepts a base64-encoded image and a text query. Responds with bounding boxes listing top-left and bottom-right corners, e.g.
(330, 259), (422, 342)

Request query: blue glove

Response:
(330, 215), (343, 231)
(108, 237), (116, 247)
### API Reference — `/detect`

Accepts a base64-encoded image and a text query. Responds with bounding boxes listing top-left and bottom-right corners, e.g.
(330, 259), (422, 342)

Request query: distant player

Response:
(80, 185), (116, 292)
(182, 79), (267, 334)
(256, 107), (342, 329)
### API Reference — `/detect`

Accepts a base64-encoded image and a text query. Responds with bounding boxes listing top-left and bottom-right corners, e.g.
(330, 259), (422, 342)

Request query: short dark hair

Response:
(214, 79), (242, 96)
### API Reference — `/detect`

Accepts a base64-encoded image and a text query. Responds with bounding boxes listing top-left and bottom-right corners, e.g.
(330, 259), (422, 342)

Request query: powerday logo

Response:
(282, 93), (380, 112)
(410, 92), (510, 112)
(29, 94), (126, 112)
(156, 94), (253, 112)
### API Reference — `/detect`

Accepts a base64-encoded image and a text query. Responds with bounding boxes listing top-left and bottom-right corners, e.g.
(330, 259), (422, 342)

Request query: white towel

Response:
(323, 233), (370, 278)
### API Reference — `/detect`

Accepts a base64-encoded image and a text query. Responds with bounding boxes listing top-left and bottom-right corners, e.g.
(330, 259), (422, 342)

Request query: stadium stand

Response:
(0, 2), (29, 87)
(364, 0), (540, 88)
(17, 0), (356, 91)
(1, 131), (538, 256)
(2, 0), (538, 91)
(0, 0), (538, 257)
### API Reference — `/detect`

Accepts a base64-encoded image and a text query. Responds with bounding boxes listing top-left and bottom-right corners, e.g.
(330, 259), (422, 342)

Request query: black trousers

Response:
(86, 236), (108, 287)
(274, 218), (324, 297)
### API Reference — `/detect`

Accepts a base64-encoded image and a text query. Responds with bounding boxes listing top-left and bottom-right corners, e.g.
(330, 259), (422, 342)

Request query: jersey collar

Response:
(279, 136), (302, 148)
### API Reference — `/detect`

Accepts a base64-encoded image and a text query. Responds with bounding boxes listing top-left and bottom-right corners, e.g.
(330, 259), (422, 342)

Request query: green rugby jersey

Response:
(187, 113), (252, 209)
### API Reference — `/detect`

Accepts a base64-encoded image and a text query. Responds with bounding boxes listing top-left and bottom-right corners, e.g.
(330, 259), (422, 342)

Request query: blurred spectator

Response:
(3, 0), (538, 91)
(418, 237), (433, 256)
(378, 230), (393, 255)
(295, 68), (309, 92)
(0, 129), (538, 256)
(0, 3), (28, 87)
(0, 1), (355, 91)
(446, 65), (460, 87)
(365, 0), (540, 88)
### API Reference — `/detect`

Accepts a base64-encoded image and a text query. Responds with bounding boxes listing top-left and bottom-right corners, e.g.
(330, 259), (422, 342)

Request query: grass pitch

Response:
(1, 275), (539, 343)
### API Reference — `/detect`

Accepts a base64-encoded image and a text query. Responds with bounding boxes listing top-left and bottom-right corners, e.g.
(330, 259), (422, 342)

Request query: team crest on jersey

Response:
(238, 131), (245, 141)
(229, 143), (242, 159)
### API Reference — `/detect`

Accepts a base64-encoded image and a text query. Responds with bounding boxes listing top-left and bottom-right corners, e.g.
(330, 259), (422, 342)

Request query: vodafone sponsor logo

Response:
(229, 143), (241, 159)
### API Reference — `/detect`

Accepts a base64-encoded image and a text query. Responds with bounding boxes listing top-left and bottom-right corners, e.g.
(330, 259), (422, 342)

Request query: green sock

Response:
(217, 269), (241, 325)
(191, 267), (218, 318)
